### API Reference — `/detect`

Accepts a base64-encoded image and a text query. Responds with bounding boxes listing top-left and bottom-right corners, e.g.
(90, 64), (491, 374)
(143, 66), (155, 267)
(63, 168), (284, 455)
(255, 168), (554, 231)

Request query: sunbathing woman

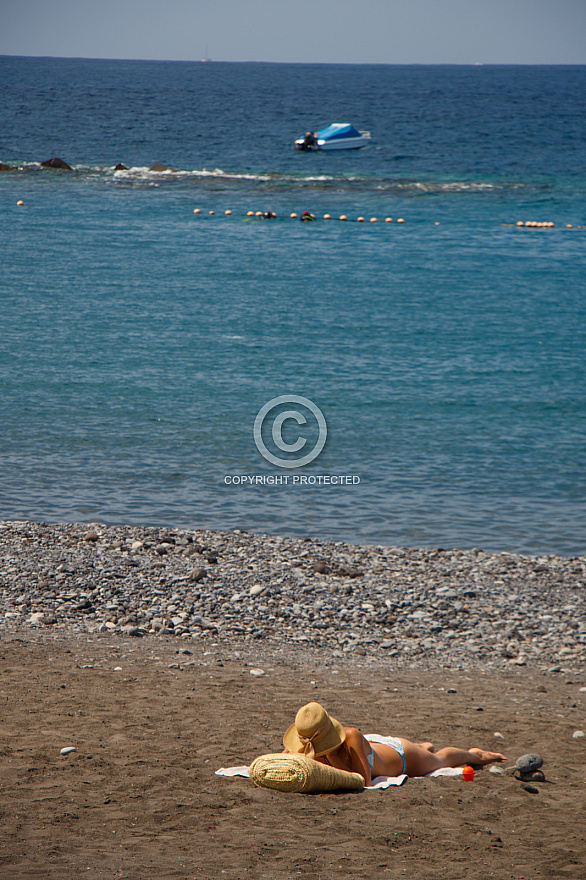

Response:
(283, 702), (506, 786)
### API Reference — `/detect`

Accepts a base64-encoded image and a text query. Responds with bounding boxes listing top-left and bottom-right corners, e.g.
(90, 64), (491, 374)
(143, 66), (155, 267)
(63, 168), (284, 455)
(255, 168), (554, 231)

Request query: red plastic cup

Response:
(462, 765), (475, 781)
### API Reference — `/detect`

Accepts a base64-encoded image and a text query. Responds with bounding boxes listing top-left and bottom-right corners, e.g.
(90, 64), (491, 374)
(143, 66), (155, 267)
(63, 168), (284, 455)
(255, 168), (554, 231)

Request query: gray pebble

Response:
(515, 754), (543, 774)
(0, 521), (585, 672)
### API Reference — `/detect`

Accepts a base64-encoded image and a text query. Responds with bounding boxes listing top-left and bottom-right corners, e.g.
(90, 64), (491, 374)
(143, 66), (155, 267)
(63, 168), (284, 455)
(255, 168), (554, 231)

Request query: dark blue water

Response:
(1, 57), (585, 555)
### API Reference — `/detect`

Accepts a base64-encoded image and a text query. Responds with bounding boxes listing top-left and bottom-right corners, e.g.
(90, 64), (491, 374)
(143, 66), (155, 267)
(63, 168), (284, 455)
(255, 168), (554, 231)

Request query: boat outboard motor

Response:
(300, 131), (318, 150)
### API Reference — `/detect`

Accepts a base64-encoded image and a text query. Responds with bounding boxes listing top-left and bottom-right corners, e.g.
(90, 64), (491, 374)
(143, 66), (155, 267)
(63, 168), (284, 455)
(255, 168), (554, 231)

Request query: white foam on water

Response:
(297, 175), (337, 182)
(12, 162), (529, 200)
(109, 165), (343, 184)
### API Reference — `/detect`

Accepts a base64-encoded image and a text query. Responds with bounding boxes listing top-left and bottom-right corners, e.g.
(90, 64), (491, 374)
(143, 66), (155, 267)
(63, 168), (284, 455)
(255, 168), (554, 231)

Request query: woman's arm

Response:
(326, 727), (372, 785)
(345, 728), (373, 785)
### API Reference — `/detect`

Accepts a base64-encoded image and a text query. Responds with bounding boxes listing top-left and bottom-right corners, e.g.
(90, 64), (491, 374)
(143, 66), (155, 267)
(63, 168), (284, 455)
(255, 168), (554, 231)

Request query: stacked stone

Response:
(0, 521), (584, 671)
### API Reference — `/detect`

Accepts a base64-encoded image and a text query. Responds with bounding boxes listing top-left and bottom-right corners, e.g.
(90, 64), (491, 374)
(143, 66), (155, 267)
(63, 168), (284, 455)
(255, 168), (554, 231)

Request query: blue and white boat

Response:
(295, 123), (371, 151)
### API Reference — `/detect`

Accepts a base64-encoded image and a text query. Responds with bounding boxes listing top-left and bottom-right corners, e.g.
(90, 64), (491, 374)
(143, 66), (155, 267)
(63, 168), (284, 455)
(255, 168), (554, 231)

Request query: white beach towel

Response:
(215, 764), (407, 787)
(216, 765), (251, 777)
(215, 764), (462, 787)
(217, 747), (465, 790)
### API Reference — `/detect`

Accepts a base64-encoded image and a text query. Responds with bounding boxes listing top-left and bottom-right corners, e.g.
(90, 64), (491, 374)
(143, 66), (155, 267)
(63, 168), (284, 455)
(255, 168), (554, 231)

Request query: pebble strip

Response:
(1, 521), (584, 671)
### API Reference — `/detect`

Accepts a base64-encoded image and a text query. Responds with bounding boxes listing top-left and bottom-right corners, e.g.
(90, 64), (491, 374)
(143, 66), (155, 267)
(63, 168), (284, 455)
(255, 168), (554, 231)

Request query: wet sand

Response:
(1, 628), (585, 879)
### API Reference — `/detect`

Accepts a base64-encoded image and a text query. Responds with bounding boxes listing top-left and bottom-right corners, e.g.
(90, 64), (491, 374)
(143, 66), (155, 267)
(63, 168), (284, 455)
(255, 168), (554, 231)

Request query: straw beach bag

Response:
(249, 753), (365, 793)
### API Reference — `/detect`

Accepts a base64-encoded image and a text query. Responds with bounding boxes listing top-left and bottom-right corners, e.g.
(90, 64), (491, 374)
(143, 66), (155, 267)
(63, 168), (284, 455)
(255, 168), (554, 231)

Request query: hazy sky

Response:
(2, 0), (585, 64)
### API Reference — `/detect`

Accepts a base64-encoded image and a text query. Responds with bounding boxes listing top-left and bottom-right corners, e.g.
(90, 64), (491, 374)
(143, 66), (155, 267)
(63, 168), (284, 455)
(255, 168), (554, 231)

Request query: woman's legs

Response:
(402, 740), (506, 777)
(433, 746), (507, 768)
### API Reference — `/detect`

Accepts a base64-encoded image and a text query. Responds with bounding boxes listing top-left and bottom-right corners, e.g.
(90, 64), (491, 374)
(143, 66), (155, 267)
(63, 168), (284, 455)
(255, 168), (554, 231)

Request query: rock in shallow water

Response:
(41, 157), (72, 170)
(150, 162), (176, 172)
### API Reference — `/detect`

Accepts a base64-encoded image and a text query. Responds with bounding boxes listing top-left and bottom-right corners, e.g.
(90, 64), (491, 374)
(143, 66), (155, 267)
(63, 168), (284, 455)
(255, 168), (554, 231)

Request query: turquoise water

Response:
(1, 58), (585, 554)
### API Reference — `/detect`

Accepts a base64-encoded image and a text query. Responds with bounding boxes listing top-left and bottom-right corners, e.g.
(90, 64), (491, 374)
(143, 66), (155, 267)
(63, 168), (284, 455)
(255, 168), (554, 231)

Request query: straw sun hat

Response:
(283, 702), (345, 759)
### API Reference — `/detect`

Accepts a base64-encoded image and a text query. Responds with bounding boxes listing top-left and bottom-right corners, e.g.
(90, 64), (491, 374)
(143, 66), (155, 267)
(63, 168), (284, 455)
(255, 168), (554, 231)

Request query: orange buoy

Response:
(209, 210), (215, 215)
(225, 210), (232, 215)
(193, 208), (201, 214)
(357, 216), (365, 222)
(247, 211), (254, 216)
(323, 214), (331, 220)
(290, 212), (298, 218)
(17, 200), (24, 206)
(385, 217), (392, 223)
(370, 217), (377, 223)
(339, 215), (347, 221)
(397, 218), (405, 224)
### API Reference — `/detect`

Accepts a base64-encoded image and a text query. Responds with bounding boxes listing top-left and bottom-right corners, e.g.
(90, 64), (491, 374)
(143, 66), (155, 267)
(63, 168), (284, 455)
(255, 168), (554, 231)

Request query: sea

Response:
(1, 56), (585, 556)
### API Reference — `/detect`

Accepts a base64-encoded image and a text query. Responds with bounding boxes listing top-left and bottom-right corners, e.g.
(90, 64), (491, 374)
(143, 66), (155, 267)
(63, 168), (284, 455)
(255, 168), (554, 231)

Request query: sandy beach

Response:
(1, 522), (585, 878)
(3, 40), (586, 880)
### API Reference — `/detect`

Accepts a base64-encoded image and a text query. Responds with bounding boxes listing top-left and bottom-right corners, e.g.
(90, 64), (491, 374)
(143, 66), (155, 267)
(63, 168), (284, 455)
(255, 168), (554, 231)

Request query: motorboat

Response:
(295, 123), (371, 151)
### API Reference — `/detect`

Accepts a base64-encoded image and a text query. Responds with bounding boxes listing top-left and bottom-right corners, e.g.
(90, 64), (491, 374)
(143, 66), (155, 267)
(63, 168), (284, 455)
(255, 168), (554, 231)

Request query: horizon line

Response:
(2, 53), (585, 67)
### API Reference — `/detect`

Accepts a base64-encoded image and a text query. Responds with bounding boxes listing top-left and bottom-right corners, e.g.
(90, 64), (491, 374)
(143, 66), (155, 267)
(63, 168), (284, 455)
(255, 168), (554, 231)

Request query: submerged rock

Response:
(40, 157), (72, 170)
(150, 162), (176, 172)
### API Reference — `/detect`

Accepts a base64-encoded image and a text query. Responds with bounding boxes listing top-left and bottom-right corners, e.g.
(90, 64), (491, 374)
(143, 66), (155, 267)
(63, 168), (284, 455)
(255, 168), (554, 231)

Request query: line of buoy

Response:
(190, 211), (584, 228)
(192, 209), (408, 224)
(513, 220), (584, 229)
(516, 220), (555, 228)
